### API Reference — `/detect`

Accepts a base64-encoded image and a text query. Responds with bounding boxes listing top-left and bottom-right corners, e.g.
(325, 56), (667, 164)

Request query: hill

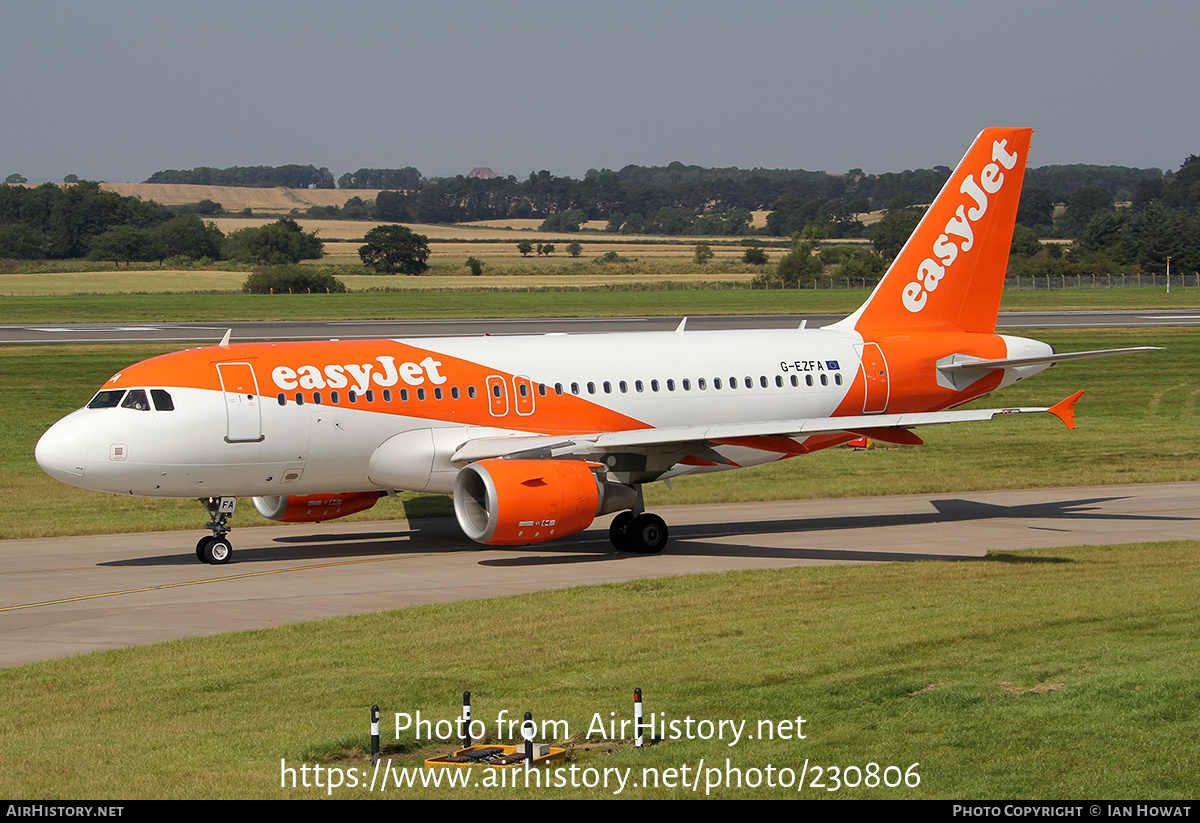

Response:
(101, 182), (382, 214)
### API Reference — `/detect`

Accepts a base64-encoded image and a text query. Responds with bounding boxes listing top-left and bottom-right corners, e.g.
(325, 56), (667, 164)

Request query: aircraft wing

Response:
(451, 391), (1085, 464)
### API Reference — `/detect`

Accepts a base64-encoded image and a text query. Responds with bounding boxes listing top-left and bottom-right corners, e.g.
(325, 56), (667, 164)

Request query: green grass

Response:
(0, 283), (1198, 322)
(5, 328), (1193, 540)
(1, 540), (1195, 798)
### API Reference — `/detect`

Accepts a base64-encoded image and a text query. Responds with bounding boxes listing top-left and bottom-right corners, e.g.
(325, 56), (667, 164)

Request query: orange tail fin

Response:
(834, 128), (1032, 336)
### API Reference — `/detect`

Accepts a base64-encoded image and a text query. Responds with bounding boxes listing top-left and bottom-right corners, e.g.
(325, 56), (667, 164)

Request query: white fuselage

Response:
(37, 326), (872, 499)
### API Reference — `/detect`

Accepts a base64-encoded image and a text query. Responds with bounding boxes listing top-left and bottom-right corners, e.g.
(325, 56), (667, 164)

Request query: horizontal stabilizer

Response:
(938, 347), (1161, 373)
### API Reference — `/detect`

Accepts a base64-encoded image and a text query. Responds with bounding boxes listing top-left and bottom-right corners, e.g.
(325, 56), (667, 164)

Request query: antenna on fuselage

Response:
(219, 329), (232, 348)
(675, 317), (687, 334)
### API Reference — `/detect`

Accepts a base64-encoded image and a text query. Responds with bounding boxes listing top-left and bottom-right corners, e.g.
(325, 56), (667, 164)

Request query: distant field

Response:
(99, 183), (779, 231)
(102, 182), (380, 213)
(209, 216), (785, 247)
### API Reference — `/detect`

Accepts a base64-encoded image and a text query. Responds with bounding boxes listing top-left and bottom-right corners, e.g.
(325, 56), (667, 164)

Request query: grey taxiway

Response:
(2, 483), (1197, 668)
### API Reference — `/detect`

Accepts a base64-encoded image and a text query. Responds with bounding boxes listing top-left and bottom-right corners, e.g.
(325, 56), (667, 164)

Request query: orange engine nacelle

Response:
(453, 459), (618, 546)
(252, 492), (380, 523)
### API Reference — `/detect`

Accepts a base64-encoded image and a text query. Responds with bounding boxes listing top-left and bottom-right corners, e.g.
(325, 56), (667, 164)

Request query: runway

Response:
(2, 309), (1198, 345)
(2, 481), (1197, 668)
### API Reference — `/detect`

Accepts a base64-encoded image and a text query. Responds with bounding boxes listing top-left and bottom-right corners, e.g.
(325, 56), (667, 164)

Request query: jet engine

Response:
(453, 459), (638, 545)
(252, 491), (381, 523)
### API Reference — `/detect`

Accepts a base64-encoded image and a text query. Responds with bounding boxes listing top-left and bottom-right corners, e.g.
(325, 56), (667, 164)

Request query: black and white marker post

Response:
(460, 691), (472, 749)
(370, 705), (380, 766)
(522, 711), (535, 762)
(634, 688), (644, 749)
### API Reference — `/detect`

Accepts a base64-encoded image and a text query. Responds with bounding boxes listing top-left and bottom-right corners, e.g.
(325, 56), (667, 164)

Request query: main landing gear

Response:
(197, 496), (236, 564)
(609, 510), (669, 554)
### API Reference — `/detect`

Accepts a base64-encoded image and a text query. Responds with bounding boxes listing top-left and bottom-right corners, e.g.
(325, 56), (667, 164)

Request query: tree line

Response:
(140, 160), (1166, 238)
(0, 181), (322, 265)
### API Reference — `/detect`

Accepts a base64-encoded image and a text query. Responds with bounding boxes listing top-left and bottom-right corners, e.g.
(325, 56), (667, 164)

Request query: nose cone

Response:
(36, 418), (88, 484)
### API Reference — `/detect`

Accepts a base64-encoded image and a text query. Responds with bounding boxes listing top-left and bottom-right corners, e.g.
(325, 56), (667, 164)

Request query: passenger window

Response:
(294, 392), (304, 405)
(434, 387), (443, 400)
(820, 374), (829, 386)
(806, 375), (814, 387)
(417, 388), (426, 400)
(348, 390), (358, 403)
(468, 386), (477, 399)
(666, 380), (675, 391)
(698, 378), (706, 390)
(331, 391), (340, 404)
(382, 390), (390, 402)
(314, 392), (323, 404)
(834, 374), (843, 385)
(775, 376), (783, 388)
(635, 380), (644, 392)
(603, 381), (612, 394)
(88, 390), (125, 409)
(451, 387), (460, 399)
(682, 379), (691, 391)
(151, 389), (174, 411)
(277, 393), (286, 406)
(366, 390), (375, 402)
(714, 378), (722, 389)
(120, 389), (151, 411)
(618, 381), (627, 393)
(651, 380), (660, 392)
(571, 382), (580, 395)
(790, 375), (799, 387)
(400, 389), (409, 401)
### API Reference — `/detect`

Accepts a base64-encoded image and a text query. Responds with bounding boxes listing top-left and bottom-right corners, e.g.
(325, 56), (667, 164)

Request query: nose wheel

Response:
(197, 496), (236, 564)
(196, 535), (233, 564)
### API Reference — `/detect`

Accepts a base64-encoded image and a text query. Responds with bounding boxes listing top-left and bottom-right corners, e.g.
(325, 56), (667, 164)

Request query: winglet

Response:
(218, 329), (232, 348)
(1048, 390), (1085, 430)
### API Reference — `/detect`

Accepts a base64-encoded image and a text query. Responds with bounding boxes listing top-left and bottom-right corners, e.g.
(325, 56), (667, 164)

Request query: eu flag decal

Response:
(826, 360), (840, 370)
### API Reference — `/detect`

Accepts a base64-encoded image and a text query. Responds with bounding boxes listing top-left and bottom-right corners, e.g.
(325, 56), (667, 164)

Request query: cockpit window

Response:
(120, 389), (151, 411)
(87, 390), (125, 409)
(150, 389), (174, 411)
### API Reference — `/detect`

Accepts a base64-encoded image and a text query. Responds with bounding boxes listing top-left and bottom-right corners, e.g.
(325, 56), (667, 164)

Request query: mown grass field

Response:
(0, 281), (1198, 322)
(1, 540), (1195, 798)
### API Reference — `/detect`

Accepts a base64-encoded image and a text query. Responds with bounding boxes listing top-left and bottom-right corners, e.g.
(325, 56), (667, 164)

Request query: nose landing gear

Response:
(197, 496), (236, 564)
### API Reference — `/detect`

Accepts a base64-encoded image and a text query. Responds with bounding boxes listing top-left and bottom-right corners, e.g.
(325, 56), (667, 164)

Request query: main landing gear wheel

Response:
(609, 511), (635, 552)
(609, 512), (668, 554)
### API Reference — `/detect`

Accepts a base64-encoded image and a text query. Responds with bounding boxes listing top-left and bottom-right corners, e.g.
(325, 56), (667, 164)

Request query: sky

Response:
(3, 0), (1199, 184)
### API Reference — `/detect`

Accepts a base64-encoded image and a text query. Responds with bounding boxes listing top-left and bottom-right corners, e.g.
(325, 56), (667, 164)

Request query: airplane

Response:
(35, 128), (1157, 564)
